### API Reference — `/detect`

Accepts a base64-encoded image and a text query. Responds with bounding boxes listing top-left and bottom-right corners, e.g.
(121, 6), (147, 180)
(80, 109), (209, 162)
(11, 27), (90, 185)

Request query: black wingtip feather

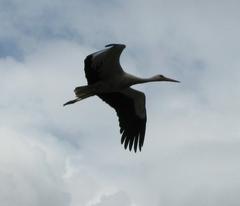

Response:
(134, 134), (139, 152)
(97, 91), (146, 152)
(129, 135), (136, 151)
(124, 136), (131, 149)
(121, 131), (128, 144)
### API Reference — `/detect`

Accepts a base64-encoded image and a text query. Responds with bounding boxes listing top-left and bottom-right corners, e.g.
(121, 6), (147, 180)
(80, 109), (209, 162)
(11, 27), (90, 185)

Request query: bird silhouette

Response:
(64, 44), (180, 152)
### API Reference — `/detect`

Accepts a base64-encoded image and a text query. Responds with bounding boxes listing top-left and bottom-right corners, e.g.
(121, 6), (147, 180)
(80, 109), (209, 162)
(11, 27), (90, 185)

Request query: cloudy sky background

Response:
(0, 0), (240, 205)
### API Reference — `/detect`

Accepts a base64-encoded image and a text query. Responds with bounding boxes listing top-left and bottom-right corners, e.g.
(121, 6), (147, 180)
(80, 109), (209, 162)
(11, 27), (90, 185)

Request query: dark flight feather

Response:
(84, 54), (146, 152)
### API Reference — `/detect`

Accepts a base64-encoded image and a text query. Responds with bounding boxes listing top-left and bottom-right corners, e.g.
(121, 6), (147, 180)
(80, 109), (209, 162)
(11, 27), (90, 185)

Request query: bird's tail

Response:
(74, 85), (96, 99)
(63, 85), (96, 106)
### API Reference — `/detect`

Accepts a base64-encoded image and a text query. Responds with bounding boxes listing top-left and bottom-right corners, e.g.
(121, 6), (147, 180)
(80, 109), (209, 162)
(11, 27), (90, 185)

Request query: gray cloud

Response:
(91, 191), (131, 206)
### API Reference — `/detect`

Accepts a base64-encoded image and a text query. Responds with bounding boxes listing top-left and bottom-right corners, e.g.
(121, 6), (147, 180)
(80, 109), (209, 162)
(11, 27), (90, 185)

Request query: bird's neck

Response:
(129, 75), (159, 85)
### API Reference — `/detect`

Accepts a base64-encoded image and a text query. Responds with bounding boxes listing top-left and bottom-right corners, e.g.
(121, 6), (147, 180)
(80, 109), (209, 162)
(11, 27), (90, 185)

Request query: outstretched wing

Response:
(84, 44), (126, 84)
(83, 44), (146, 152)
(98, 88), (147, 152)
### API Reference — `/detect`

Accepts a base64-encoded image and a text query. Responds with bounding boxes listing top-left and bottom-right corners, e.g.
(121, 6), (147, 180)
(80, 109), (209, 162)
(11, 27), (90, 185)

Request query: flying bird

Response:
(64, 44), (179, 152)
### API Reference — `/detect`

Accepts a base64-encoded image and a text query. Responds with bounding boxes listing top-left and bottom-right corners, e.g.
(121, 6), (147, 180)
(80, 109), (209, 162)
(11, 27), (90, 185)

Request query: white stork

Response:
(64, 44), (179, 152)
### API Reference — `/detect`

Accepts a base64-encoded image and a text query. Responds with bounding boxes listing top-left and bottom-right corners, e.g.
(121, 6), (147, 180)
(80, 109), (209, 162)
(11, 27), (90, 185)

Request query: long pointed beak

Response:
(63, 98), (81, 106)
(163, 77), (180, 83)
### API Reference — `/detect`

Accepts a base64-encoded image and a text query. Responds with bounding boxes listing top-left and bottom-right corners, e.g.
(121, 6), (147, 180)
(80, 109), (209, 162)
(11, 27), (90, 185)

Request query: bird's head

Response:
(153, 74), (180, 83)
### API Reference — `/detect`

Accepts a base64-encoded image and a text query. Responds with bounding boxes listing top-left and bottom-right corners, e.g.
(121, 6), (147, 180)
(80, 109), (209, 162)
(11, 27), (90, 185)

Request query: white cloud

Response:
(0, 127), (70, 206)
(0, 0), (240, 206)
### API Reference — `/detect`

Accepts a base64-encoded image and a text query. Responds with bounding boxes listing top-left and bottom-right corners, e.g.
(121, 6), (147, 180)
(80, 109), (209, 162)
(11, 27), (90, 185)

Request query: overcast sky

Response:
(0, 0), (240, 206)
